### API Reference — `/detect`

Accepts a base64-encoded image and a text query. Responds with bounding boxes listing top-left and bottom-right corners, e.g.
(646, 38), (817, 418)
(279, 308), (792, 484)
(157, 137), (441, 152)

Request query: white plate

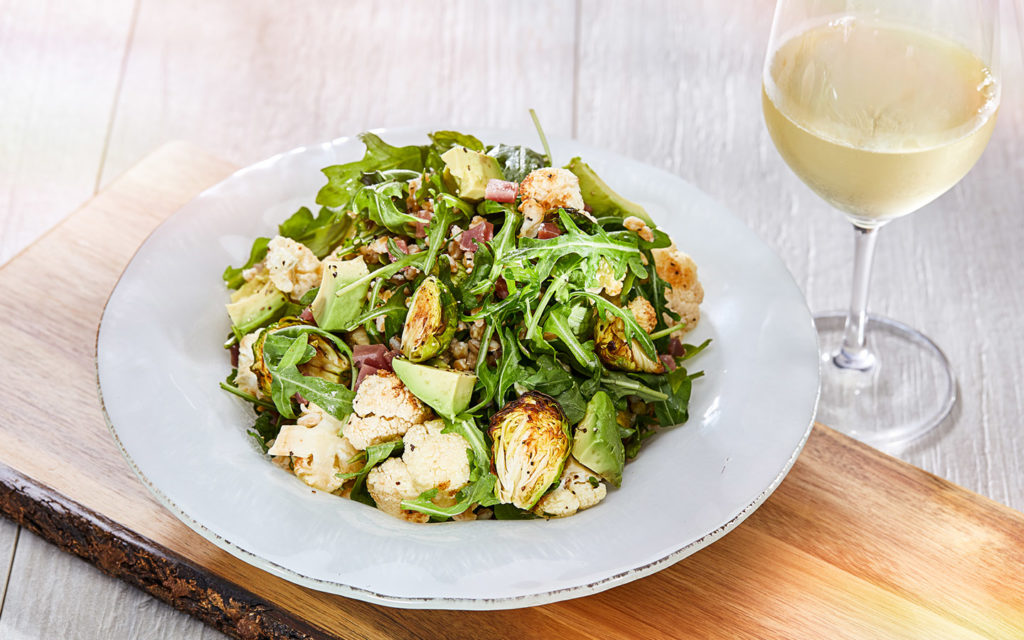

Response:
(97, 127), (819, 610)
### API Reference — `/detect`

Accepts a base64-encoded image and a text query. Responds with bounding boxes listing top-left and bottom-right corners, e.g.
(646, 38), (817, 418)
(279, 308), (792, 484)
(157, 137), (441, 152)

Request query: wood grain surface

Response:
(0, 142), (1022, 639)
(0, 0), (136, 266)
(2, 1), (1024, 637)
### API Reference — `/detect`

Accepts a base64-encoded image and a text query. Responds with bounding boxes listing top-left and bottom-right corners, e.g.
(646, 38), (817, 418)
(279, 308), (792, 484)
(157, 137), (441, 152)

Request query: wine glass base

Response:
(813, 312), (956, 450)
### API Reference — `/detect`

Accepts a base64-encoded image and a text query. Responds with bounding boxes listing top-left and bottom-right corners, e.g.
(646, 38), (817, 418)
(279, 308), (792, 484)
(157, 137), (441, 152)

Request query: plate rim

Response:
(95, 126), (821, 610)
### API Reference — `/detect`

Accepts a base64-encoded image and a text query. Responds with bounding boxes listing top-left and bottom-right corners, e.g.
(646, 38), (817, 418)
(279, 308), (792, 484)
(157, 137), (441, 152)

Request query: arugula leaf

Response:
(262, 332), (316, 366)
(529, 108), (553, 164)
(542, 305), (600, 373)
(522, 255), (583, 341)
(247, 411), (281, 453)
(419, 195), (464, 276)
(639, 368), (703, 428)
(442, 416), (491, 471)
(678, 338), (713, 362)
(401, 473), (498, 519)
(350, 171), (422, 235)
(337, 439), (403, 504)
(518, 355), (595, 424)
(223, 237), (270, 289)
(278, 206), (352, 259)
(355, 282), (409, 343)
(521, 355), (576, 396)
(429, 130), (485, 154)
(219, 380), (276, 410)
(260, 329), (355, 420)
(467, 321), (498, 413)
(456, 243), (493, 308)
(487, 144), (547, 182)
(495, 324), (529, 407)
(600, 371), (669, 403)
(316, 133), (424, 208)
(508, 210), (647, 294)
(267, 324), (356, 384)
(555, 385), (588, 425)
(570, 291), (657, 359)
(492, 503), (540, 520)
(464, 207), (519, 297)
(271, 367), (355, 421)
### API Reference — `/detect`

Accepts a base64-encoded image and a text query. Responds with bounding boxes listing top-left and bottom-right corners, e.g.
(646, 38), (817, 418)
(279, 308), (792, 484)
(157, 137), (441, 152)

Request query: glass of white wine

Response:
(763, 0), (1000, 447)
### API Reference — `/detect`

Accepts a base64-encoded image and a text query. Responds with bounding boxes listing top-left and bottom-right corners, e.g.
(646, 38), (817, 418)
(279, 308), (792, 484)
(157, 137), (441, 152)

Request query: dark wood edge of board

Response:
(0, 462), (334, 640)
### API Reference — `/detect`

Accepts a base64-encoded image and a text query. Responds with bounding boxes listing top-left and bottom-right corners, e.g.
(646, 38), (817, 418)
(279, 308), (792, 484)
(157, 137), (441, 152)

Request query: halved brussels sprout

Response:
(489, 391), (571, 509)
(401, 276), (457, 362)
(593, 317), (665, 374)
(252, 317), (350, 396)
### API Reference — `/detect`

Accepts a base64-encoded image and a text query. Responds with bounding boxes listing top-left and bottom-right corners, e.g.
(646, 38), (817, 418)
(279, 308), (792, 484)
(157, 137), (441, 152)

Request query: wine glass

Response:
(762, 0), (1000, 448)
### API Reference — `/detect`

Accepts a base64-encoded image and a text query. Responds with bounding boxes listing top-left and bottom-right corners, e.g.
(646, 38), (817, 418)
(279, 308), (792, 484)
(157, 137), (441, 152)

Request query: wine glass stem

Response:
(834, 224), (880, 371)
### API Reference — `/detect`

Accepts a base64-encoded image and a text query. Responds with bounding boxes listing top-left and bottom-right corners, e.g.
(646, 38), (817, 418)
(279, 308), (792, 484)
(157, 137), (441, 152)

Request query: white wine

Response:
(763, 17), (999, 225)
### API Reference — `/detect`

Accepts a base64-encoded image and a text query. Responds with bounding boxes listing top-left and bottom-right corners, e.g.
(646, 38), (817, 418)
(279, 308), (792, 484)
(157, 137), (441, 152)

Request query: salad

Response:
(220, 125), (708, 522)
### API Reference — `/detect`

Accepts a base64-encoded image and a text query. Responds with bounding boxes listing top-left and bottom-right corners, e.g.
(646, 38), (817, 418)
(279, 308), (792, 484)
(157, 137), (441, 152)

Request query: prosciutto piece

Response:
(485, 179), (518, 203)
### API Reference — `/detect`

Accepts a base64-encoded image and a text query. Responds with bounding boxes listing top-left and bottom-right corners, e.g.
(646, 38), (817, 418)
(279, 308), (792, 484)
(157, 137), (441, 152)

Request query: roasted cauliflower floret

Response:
(366, 419), (472, 522)
(344, 415), (413, 452)
(402, 420), (472, 503)
(235, 330), (262, 398)
(532, 458), (607, 518)
(346, 371), (431, 450)
(352, 371), (431, 423)
(653, 243), (704, 332)
(623, 215), (655, 242)
(267, 403), (361, 493)
(365, 458), (428, 523)
(589, 258), (624, 297)
(518, 168), (587, 238)
(265, 235), (322, 302)
(627, 296), (657, 333)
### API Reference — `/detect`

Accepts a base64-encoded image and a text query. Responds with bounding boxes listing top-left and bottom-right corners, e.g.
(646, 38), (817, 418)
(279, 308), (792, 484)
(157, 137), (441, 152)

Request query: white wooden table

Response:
(2, 1), (1022, 637)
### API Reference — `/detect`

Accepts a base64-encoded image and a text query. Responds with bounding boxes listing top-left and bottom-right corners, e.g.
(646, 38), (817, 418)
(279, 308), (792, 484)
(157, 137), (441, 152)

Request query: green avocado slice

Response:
(572, 390), (625, 487)
(565, 156), (655, 227)
(392, 358), (476, 419)
(440, 146), (504, 202)
(225, 276), (288, 336)
(310, 256), (369, 331)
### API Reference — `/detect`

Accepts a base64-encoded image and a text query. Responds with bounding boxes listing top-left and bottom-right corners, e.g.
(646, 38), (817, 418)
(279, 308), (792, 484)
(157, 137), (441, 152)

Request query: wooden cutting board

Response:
(1, 142), (1022, 640)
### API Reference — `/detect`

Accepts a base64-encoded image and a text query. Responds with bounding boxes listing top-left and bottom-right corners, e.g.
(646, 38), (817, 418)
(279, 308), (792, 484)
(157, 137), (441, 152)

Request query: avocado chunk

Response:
(572, 391), (624, 487)
(440, 146), (505, 202)
(391, 358), (476, 419)
(310, 256), (370, 331)
(565, 157), (655, 227)
(226, 275), (288, 336)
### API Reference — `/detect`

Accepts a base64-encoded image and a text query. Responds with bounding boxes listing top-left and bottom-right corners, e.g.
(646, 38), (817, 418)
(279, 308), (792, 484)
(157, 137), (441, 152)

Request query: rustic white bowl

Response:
(97, 128), (819, 609)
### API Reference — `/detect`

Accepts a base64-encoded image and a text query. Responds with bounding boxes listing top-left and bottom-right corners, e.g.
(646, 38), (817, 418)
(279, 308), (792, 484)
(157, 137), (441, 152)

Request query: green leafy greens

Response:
(220, 126), (711, 524)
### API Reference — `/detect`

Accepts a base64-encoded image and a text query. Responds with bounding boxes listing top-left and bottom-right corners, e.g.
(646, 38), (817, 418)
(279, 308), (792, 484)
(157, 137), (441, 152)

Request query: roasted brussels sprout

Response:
(252, 317), (350, 395)
(593, 317), (665, 374)
(489, 391), (572, 509)
(401, 276), (457, 362)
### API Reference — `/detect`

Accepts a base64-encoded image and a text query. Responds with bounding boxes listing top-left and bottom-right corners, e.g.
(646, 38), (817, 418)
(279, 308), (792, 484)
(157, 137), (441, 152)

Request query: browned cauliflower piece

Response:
(366, 419), (473, 522)
(264, 235), (322, 302)
(235, 330), (263, 399)
(518, 168), (587, 238)
(346, 371), (432, 450)
(532, 458), (607, 518)
(623, 215), (655, 242)
(653, 243), (704, 332)
(627, 296), (658, 333)
(267, 403), (361, 493)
